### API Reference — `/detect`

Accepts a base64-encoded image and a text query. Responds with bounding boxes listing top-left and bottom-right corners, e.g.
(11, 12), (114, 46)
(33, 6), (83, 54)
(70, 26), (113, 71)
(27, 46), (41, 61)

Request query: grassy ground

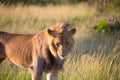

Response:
(0, 2), (120, 80)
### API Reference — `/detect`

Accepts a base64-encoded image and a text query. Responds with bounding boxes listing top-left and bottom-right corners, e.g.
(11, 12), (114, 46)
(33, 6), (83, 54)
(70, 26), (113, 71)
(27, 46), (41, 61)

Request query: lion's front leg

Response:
(29, 57), (44, 80)
(46, 71), (58, 80)
(29, 67), (42, 80)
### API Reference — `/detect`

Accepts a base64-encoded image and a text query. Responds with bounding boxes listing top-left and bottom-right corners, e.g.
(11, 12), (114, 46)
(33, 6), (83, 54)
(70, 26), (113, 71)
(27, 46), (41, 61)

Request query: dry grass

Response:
(0, 3), (96, 33)
(0, 3), (95, 19)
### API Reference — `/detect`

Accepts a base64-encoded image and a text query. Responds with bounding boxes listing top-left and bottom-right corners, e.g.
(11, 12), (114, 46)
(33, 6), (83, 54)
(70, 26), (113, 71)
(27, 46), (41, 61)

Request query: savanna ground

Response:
(0, 1), (120, 80)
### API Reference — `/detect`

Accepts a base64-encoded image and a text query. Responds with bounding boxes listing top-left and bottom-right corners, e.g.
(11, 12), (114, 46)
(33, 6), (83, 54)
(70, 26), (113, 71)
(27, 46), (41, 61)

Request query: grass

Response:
(0, 2), (120, 80)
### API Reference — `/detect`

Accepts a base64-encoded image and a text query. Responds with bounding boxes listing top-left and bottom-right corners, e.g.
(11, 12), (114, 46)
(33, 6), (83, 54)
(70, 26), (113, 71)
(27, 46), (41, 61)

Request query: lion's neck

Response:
(36, 32), (64, 72)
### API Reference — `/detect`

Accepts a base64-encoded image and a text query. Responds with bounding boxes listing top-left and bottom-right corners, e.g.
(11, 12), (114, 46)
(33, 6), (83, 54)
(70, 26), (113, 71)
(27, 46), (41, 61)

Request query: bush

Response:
(91, 16), (120, 33)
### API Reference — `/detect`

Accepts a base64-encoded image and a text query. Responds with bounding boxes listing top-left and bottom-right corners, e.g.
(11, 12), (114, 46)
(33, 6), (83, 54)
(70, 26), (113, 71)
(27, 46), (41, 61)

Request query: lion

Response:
(0, 21), (76, 80)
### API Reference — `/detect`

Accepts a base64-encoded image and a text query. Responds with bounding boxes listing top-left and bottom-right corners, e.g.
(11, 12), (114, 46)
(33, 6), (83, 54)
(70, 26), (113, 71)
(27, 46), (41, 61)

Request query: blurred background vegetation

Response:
(0, 0), (120, 32)
(0, 0), (120, 80)
(0, 0), (89, 5)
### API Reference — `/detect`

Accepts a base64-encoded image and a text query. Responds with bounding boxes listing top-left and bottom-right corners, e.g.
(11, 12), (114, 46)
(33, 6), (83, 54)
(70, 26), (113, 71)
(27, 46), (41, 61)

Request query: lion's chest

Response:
(43, 56), (64, 72)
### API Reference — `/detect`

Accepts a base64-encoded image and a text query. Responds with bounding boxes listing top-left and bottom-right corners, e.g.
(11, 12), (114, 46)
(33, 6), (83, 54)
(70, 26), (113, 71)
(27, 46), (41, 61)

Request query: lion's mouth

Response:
(59, 54), (67, 60)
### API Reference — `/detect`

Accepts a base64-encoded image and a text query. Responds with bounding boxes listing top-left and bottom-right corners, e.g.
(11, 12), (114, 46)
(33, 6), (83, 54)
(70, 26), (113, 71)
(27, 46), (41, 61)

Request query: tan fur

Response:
(0, 21), (76, 80)
(0, 31), (33, 67)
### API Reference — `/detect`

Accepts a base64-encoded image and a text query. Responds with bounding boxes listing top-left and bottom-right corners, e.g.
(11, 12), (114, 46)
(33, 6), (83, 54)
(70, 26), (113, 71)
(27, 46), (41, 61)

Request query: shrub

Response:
(91, 16), (120, 33)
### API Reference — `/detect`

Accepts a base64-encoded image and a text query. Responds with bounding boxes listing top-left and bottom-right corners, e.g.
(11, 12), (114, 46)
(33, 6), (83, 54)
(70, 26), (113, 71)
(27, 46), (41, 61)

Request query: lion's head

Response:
(46, 22), (76, 60)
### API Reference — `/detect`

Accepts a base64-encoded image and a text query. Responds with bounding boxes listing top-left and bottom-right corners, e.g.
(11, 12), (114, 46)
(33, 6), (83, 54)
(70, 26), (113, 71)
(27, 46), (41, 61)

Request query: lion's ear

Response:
(47, 29), (57, 37)
(69, 28), (76, 36)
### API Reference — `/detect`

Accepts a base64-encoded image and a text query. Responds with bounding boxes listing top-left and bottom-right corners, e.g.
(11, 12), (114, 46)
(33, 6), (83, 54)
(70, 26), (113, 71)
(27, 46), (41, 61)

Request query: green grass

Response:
(0, 2), (120, 80)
